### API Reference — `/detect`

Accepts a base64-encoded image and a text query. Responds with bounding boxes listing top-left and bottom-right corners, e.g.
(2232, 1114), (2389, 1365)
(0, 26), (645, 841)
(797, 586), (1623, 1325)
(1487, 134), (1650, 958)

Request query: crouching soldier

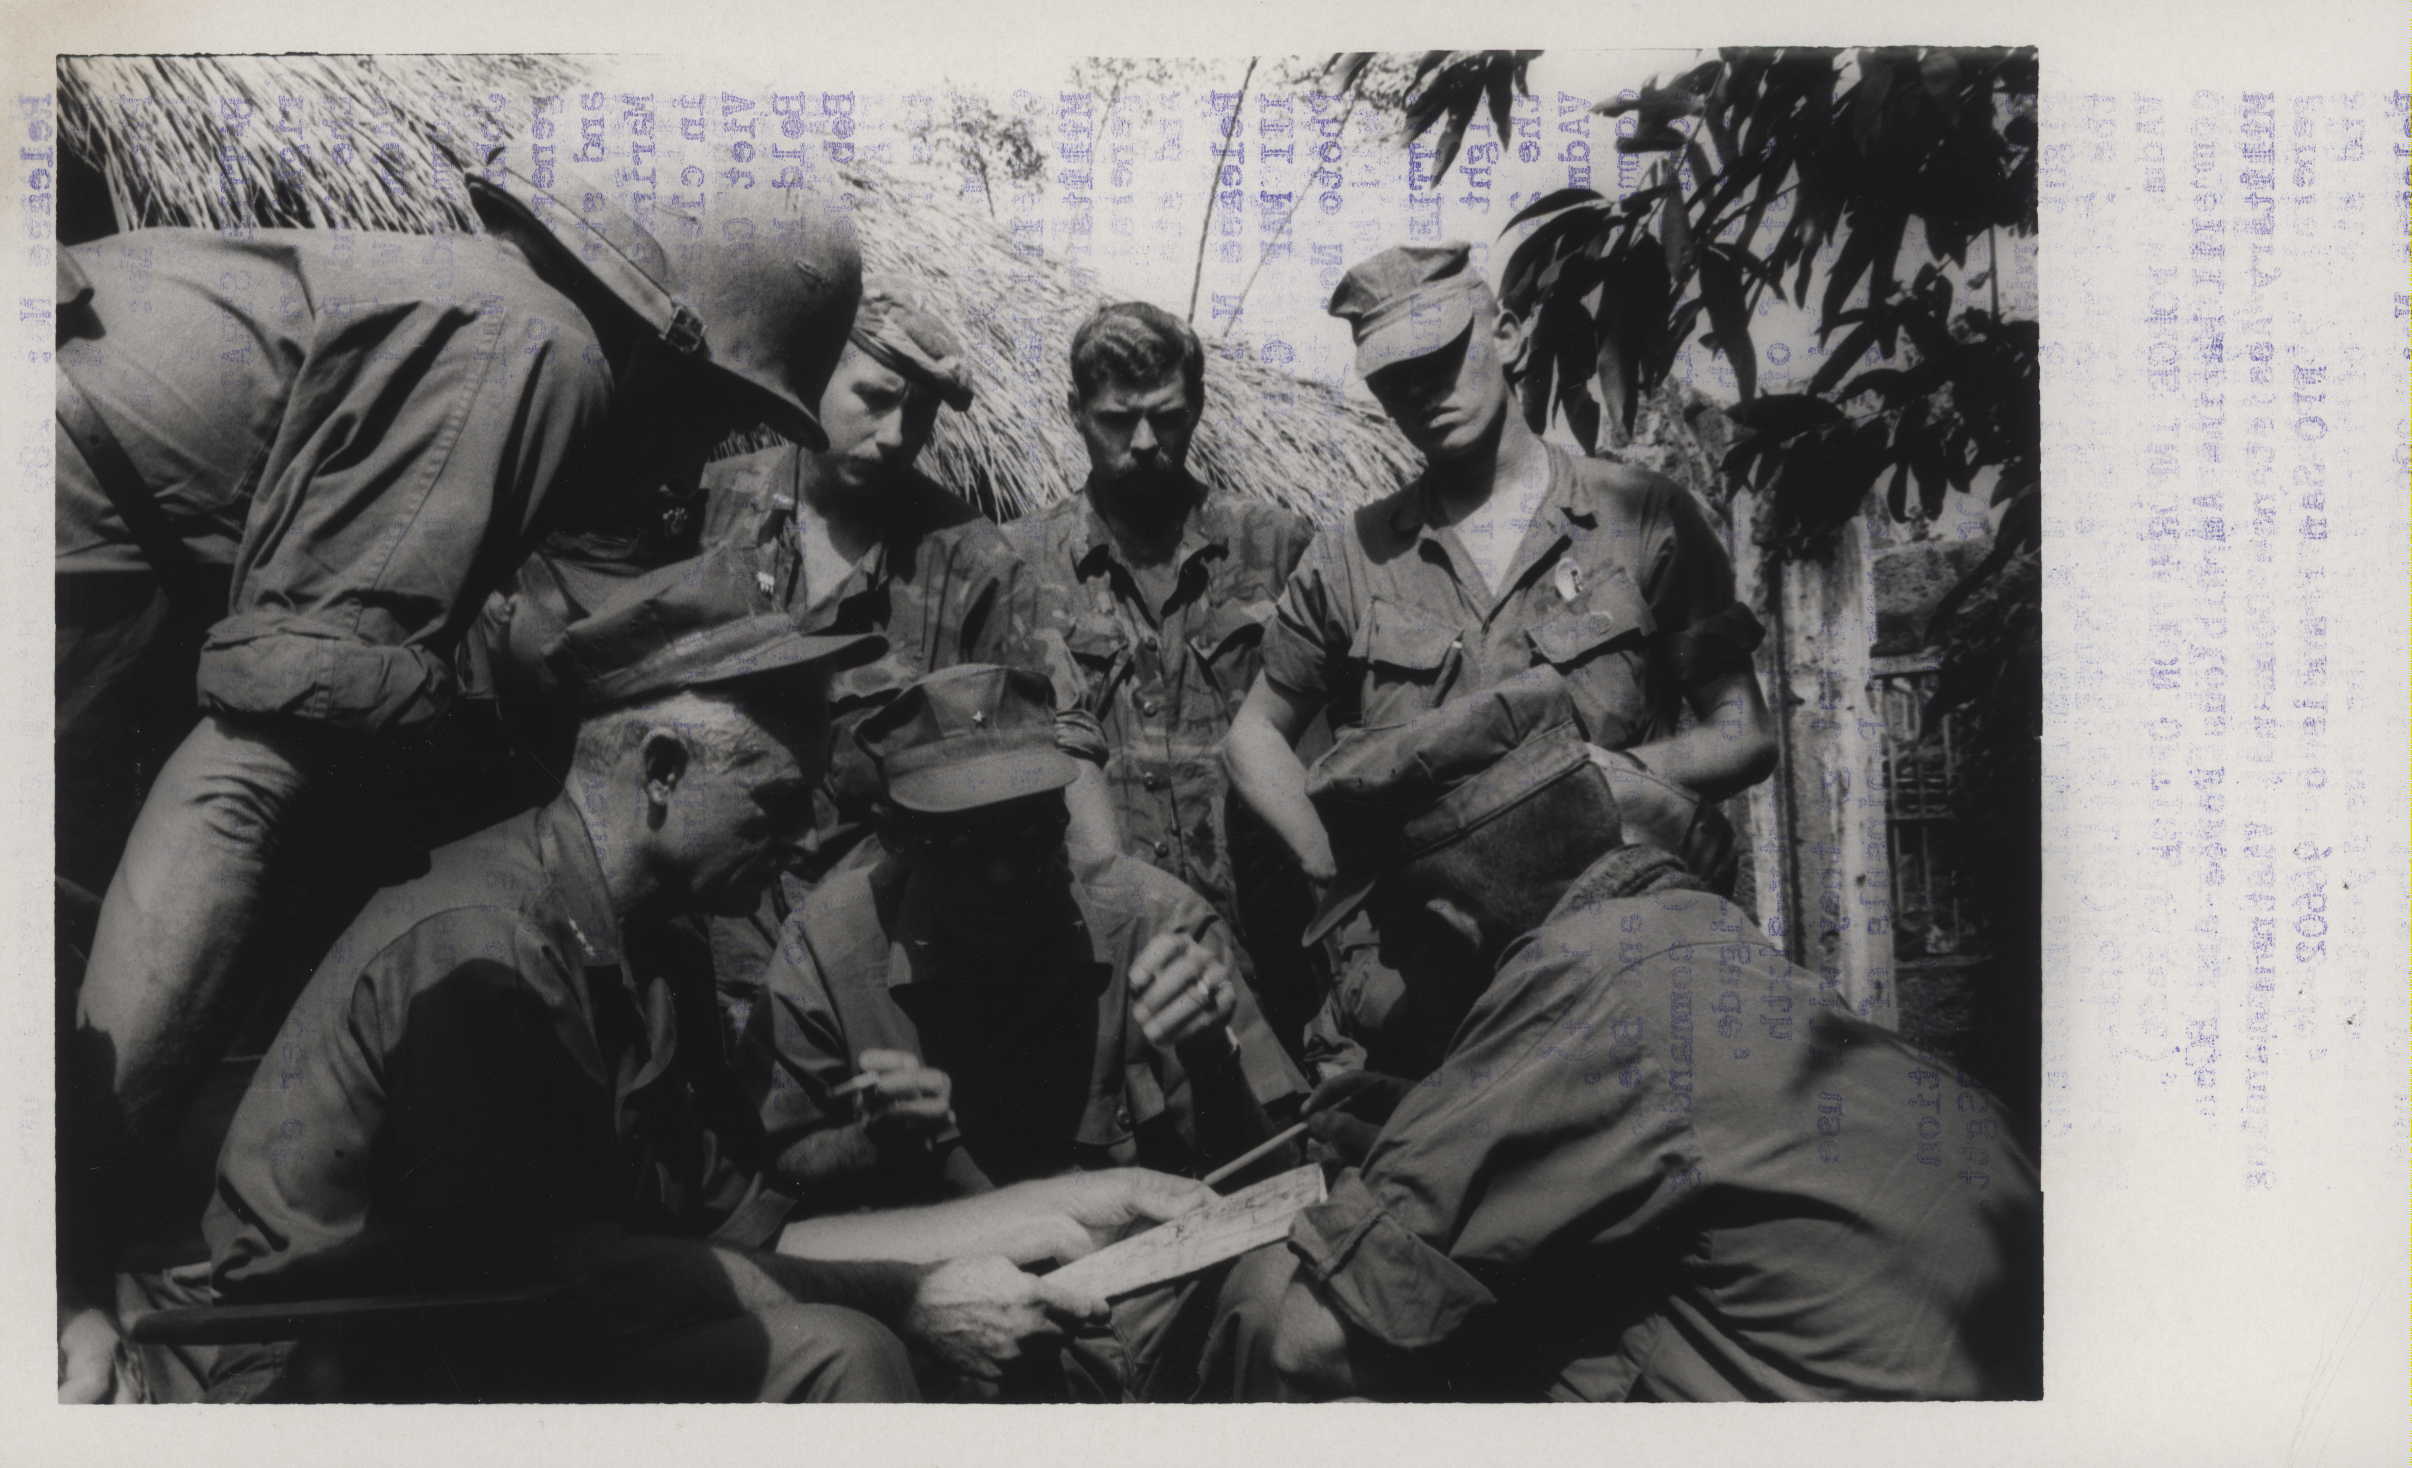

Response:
(738, 663), (1304, 1204)
(1206, 667), (2041, 1402)
(201, 550), (1102, 1402)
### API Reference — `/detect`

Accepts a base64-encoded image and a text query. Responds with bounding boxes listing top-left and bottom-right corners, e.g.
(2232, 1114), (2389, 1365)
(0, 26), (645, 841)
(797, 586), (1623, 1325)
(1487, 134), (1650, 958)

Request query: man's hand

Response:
(1302, 1070), (1414, 1168)
(1004, 1168), (1216, 1262)
(853, 1048), (955, 1150)
(58, 1304), (121, 1404)
(1129, 933), (1237, 1051)
(901, 1255), (1108, 1383)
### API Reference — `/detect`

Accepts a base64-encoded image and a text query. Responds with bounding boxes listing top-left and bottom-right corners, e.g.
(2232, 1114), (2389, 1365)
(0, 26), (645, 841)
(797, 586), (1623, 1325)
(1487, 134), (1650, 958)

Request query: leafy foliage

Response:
(1332, 52), (1542, 184)
(1335, 47), (2038, 590)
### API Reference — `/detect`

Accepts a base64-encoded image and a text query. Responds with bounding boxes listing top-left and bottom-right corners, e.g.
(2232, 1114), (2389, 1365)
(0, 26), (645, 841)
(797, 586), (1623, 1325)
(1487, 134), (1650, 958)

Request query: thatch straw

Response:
(56, 54), (1419, 525)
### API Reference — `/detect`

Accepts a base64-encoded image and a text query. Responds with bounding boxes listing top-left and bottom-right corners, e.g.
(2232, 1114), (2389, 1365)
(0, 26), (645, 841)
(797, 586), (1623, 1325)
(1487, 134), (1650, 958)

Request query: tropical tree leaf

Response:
(1505, 186), (1606, 231)
(1696, 249), (1756, 400)
(1484, 65), (1518, 145)
(1595, 325), (1633, 448)
(1659, 178), (1694, 275)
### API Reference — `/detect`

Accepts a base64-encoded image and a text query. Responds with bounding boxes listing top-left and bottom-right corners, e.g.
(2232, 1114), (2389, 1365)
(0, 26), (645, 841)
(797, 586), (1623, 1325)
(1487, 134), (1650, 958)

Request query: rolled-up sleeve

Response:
(199, 288), (611, 732)
(1288, 1169), (1497, 1350)
(1258, 527), (1354, 706)
(1639, 478), (1763, 686)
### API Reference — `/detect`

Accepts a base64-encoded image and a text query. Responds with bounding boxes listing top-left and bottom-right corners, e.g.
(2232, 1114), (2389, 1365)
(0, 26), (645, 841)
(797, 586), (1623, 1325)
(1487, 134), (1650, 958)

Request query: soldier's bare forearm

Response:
(1629, 668), (1779, 799)
(1225, 696), (1337, 880)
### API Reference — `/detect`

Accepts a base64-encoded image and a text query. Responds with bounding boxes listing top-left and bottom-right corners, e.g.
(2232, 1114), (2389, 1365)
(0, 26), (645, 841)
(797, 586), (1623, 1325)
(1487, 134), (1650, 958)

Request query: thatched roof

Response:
(56, 54), (1419, 524)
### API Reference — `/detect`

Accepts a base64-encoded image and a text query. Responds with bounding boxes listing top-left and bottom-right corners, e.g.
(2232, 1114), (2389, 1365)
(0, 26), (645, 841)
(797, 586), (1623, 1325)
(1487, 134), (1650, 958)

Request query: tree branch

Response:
(1188, 56), (1259, 323)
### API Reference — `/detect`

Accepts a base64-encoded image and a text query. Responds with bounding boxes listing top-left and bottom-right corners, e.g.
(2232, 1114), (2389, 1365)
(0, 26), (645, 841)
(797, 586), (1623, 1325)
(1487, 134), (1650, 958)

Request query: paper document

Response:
(1049, 1164), (1327, 1300)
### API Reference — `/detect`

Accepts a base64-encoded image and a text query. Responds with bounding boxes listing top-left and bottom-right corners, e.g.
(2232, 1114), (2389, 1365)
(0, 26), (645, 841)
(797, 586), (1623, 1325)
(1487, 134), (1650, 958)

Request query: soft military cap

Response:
(543, 543), (882, 711)
(1327, 240), (1493, 378)
(850, 274), (976, 411)
(857, 663), (1078, 814)
(1301, 665), (1612, 945)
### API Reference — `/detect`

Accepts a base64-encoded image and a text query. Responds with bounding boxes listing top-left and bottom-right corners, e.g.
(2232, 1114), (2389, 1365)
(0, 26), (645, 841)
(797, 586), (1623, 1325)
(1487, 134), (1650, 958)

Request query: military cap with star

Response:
(855, 663), (1079, 814)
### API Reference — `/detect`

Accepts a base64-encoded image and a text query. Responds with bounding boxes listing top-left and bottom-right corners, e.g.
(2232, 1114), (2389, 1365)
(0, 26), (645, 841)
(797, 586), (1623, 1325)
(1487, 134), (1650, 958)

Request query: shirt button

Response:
(1135, 695), (1162, 716)
(1115, 1104), (1133, 1128)
(1142, 773), (1164, 791)
(1152, 840), (1170, 858)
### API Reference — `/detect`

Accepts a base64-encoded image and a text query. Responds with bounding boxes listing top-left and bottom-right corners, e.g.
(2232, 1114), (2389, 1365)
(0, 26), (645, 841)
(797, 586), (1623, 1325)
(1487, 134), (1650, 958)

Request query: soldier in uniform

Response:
(1003, 302), (1325, 1052)
(1203, 668), (2042, 1402)
(55, 155), (863, 1398)
(202, 550), (1109, 1403)
(1225, 240), (1778, 1077)
(672, 278), (1114, 1035)
(738, 663), (1304, 1206)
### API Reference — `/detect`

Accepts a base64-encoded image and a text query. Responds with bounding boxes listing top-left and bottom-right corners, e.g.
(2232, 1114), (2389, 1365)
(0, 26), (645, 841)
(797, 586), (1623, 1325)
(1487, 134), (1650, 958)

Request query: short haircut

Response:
(571, 681), (814, 775)
(1069, 301), (1205, 405)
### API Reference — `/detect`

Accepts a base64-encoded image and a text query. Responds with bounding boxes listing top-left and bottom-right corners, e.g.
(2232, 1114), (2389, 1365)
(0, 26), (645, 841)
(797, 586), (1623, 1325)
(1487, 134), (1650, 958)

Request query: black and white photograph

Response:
(10, 7), (2405, 1460)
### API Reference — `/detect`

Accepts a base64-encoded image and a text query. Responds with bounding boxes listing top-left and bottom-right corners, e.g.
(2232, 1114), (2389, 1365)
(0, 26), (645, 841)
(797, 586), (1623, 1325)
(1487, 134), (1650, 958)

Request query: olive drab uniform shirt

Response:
(54, 228), (614, 899)
(1003, 484), (1319, 1026)
(1258, 444), (1762, 751)
(1260, 446), (1765, 1077)
(1282, 847), (2042, 1402)
(206, 801), (792, 1306)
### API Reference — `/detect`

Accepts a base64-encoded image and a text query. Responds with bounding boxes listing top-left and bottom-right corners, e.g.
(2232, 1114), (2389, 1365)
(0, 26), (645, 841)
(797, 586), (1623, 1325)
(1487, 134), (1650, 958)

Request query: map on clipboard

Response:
(1048, 1164), (1327, 1300)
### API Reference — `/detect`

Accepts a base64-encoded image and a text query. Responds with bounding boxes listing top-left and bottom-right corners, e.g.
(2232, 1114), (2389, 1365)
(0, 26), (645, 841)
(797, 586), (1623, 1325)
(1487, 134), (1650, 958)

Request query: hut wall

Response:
(1728, 485), (1900, 1029)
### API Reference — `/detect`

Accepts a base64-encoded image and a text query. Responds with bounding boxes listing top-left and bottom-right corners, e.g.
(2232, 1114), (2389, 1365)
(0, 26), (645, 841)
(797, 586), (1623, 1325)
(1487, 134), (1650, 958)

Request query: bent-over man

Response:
(57, 154), (866, 1396)
(1207, 667), (2040, 1401)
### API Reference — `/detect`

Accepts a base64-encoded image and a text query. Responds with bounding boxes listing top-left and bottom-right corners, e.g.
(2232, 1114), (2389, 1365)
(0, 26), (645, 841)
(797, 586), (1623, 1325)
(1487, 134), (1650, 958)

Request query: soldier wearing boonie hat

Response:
(1224, 235), (1778, 1078)
(1200, 666), (2040, 1405)
(737, 661), (1304, 1209)
(689, 279), (1116, 1038)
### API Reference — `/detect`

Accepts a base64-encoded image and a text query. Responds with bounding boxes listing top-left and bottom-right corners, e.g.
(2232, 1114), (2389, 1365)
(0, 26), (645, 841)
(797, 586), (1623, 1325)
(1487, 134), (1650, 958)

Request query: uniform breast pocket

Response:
(1187, 597), (1273, 705)
(1352, 598), (1464, 727)
(1063, 613), (1134, 708)
(1526, 578), (1655, 748)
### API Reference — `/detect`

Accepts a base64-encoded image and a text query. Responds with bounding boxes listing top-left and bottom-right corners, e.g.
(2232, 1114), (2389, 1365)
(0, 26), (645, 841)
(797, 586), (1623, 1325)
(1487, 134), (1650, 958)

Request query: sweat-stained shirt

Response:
(206, 799), (791, 1306)
(1282, 847), (2042, 1402)
(738, 851), (1306, 1205)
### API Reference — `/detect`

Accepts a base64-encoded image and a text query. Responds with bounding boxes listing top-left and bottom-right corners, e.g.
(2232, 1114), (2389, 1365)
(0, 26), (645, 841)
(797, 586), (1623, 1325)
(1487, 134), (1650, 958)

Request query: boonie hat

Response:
(851, 275), (976, 411)
(543, 543), (882, 711)
(1327, 240), (1494, 378)
(857, 664), (1078, 814)
(1301, 666), (1615, 945)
